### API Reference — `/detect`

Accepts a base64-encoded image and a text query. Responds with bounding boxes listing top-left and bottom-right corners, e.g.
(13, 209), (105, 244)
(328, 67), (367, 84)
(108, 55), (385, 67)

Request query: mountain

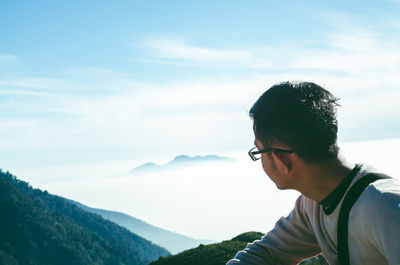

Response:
(132, 162), (161, 173)
(72, 201), (216, 254)
(168, 155), (231, 164)
(150, 232), (327, 265)
(0, 169), (169, 265)
(130, 154), (235, 174)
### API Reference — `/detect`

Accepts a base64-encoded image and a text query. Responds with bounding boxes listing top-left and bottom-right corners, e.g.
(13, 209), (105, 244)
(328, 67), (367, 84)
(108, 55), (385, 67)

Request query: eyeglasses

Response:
(248, 146), (295, 161)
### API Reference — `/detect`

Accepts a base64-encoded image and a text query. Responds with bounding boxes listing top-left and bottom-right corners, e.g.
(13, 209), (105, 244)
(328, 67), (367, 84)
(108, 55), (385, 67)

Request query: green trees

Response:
(150, 232), (264, 265)
(150, 230), (327, 265)
(0, 169), (169, 265)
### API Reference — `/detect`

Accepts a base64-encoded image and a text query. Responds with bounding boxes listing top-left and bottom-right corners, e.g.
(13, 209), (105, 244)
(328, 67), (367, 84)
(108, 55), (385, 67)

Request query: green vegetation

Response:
(0, 169), (169, 265)
(150, 232), (264, 265)
(150, 231), (327, 265)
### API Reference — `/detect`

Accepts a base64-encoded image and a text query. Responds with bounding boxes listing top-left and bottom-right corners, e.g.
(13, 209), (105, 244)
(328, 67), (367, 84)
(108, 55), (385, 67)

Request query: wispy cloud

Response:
(141, 28), (400, 85)
(144, 38), (252, 63)
(144, 30), (400, 74)
(0, 53), (18, 63)
(0, 67), (151, 98)
(385, 0), (400, 4)
(0, 53), (19, 70)
(0, 118), (45, 129)
(0, 89), (56, 97)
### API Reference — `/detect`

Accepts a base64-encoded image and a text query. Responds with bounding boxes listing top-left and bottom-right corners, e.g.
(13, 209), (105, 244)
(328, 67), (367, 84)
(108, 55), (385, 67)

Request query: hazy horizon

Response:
(7, 137), (399, 242)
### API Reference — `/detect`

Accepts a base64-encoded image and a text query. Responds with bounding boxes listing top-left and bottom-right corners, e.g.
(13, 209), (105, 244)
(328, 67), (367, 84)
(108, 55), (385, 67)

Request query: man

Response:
(227, 82), (400, 265)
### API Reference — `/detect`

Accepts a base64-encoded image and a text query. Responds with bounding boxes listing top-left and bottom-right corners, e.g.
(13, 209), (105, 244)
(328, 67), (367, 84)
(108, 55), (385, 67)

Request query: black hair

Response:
(249, 81), (340, 163)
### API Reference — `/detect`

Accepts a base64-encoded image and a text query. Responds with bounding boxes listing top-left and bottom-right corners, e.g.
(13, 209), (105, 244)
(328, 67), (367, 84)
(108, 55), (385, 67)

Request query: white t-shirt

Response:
(227, 164), (400, 265)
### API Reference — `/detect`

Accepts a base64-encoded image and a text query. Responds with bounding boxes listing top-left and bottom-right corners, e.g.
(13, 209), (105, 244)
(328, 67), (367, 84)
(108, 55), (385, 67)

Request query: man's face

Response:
(254, 137), (290, 190)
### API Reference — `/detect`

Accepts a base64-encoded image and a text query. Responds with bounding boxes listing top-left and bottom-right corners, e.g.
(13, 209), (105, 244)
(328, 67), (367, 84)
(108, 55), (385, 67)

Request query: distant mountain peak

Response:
(170, 155), (191, 163)
(130, 154), (234, 175)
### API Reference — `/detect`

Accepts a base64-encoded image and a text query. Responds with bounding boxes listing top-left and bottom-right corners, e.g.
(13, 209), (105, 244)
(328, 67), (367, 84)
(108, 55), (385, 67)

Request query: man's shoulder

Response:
(353, 176), (400, 221)
(369, 176), (400, 192)
(365, 177), (400, 208)
(356, 165), (400, 200)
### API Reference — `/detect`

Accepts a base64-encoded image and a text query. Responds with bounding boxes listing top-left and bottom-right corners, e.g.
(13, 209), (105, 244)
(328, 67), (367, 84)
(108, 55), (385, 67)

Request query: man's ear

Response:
(272, 151), (292, 174)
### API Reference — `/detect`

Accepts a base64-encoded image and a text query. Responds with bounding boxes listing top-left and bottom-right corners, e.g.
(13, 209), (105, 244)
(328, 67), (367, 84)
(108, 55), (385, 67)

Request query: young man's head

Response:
(250, 81), (340, 164)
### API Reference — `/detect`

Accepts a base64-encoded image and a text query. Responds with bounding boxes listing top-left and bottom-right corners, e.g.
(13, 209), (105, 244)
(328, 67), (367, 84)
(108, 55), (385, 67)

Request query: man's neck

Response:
(295, 158), (354, 202)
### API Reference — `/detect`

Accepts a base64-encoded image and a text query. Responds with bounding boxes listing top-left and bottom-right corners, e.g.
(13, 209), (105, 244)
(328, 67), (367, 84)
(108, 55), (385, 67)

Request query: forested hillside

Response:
(0, 169), (169, 265)
(150, 232), (264, 265)
(150, 232), (327, 265)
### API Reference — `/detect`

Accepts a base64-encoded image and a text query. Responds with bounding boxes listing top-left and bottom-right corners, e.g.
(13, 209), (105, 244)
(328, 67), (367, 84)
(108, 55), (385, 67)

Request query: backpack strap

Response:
(337, 173), (391, 265)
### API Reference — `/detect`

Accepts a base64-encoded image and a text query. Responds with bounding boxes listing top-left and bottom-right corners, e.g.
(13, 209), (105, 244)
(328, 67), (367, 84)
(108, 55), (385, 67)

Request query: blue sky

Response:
(1, 0), (400, 173)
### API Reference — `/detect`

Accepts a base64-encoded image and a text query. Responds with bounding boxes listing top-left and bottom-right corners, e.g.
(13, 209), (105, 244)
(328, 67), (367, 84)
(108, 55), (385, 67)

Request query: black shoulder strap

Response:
(337, 173), (391, 265)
